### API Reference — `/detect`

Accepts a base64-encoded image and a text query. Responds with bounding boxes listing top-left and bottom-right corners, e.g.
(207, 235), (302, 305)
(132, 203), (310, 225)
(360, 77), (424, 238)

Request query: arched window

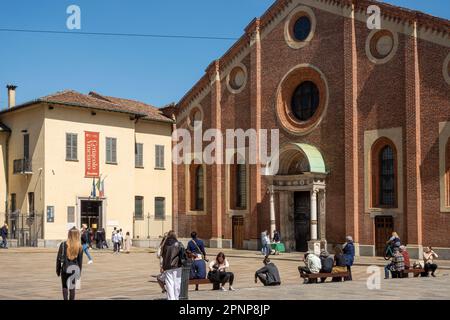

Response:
(372, 138), (397, 208)
(190, 163), (204, 211)
(379, 146), (395, 206)
(230, 155), (247, 210)
(446, 139), (450, 206)
(236, 164), (247, 209)
(291, 81), (320, 121)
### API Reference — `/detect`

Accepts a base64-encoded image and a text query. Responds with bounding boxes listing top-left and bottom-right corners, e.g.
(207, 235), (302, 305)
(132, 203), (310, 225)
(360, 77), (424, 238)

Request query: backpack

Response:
(178, 241), (188, 267)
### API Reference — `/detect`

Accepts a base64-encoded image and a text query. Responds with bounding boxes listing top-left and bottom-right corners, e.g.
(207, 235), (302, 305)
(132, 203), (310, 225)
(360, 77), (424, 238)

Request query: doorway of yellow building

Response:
(80, 200), (103, 234)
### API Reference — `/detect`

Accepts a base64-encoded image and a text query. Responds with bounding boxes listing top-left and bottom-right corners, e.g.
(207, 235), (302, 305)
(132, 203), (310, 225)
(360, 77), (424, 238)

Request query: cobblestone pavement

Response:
(0, 248), (449, 300)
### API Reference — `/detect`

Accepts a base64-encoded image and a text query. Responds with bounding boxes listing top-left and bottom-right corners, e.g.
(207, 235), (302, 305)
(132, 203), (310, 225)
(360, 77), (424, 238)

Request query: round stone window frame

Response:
(443, 53), (450, 86)
(187, 106), (204, 130)
(276, 64), (329, 136)
(226, 63), (248, 94)
(365, 29), (399, 65)
(284, 6), (317, 50)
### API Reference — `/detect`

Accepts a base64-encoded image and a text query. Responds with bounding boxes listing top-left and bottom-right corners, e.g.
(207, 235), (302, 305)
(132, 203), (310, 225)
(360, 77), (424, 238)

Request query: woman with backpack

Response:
(56, 227), (83, 300)
(161, 231), (185, 300)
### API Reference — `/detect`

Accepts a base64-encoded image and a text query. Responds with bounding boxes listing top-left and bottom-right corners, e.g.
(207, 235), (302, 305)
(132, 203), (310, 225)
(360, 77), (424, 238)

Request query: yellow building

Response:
(0, 87), (174, 247)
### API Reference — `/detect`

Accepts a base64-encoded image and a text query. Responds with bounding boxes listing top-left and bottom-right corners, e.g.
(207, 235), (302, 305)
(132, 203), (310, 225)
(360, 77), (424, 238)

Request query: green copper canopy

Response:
(294, 143), (327, 174)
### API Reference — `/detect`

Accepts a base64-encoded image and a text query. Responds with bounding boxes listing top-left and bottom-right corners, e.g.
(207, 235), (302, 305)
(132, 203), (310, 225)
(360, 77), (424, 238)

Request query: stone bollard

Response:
(179, 261), (192, 300)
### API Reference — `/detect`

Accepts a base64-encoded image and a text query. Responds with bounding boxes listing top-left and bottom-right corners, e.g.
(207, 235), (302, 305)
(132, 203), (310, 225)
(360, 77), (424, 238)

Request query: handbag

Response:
(190, 239), (208, 262)
(207, 270), (222, 283)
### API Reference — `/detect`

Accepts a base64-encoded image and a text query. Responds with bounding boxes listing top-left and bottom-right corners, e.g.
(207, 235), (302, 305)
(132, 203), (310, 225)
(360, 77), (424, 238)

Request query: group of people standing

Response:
(112, 227), (132, 254)
(260, 230), (281, 256)
(384, 232), (439, 278)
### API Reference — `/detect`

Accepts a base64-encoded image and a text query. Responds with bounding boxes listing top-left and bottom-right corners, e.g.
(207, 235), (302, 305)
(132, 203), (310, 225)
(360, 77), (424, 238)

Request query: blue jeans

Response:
(261, 244), (270, 256)
(1, 237), (7, 248)
(385, 264), (392, 279)
(83, 244), (93, 261)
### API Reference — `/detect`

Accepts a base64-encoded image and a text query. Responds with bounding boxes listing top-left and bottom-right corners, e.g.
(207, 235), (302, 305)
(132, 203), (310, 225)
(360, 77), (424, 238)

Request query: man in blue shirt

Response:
(187, 232), (207, 280)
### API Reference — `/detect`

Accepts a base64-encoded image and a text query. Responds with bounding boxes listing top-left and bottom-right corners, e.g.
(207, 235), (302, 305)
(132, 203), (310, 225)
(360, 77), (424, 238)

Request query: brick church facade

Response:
(170, 0), (450, 258)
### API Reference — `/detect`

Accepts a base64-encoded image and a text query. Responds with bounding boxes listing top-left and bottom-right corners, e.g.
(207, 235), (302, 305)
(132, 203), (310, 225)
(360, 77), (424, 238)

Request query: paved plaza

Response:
(0, 248), (449, 300)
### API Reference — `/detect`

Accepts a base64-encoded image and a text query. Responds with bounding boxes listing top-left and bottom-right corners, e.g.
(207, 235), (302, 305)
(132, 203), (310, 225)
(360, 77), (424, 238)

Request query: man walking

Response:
(81, 224), (94, 264)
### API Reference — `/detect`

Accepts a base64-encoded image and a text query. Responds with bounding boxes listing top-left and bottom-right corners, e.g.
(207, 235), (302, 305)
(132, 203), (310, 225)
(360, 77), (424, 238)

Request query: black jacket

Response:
(56, 242), (83, 277)
(161, 237), (184, 271)
(320, 256), (334, 273)
(255, 263), (281, 285)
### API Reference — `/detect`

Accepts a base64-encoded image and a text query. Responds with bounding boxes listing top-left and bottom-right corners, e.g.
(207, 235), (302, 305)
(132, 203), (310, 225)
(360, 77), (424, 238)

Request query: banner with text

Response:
(85, 131), (100, 177)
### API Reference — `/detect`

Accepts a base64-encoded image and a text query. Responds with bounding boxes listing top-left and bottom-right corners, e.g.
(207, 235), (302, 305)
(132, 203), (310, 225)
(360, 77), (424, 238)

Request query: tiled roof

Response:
(0, 90), (173, 123)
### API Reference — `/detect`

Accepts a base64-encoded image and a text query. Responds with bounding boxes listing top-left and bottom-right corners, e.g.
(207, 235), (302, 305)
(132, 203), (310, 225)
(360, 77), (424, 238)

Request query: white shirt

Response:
(209, 259), (230, 271)
(307, 254), (322, 274)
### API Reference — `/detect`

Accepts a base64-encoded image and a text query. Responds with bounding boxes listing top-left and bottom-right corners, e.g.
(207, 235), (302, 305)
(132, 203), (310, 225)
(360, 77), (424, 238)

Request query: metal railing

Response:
(5, 211), (43, 247)
(13, 159), (32, 175)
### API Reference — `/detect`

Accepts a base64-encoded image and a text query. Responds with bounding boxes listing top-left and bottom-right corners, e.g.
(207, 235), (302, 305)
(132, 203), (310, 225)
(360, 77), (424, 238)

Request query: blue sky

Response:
(0, 0), (448, 109)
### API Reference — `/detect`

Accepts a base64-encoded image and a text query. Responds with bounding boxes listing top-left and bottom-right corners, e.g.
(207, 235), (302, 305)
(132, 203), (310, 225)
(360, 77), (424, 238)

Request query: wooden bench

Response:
(403, 268), (426, 278)
(300, 272), (350, 283)
(188, 278), (213, 291)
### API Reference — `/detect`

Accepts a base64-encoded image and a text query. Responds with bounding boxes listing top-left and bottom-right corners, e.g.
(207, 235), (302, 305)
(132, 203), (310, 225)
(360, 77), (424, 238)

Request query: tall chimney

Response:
(7, 85), (17, 108)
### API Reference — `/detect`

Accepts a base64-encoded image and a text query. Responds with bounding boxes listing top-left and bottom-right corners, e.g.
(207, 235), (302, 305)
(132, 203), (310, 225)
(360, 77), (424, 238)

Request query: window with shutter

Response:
(135, 143), (144, 168)
(24, 134), (30, 160)
(106, 137), (117, 164)
(155, 197), (166, 220)
(66, 133), (78, 161)
(155, 145), (165, 169)
(135, 196), (144, 220)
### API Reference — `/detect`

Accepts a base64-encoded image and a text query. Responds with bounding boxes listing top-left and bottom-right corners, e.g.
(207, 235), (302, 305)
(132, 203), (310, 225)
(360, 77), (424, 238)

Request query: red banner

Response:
(85, 131), (100, 177)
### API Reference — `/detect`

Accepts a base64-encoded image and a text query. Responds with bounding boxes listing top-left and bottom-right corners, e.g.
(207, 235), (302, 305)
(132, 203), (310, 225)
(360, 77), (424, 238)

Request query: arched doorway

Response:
(265, 143), (328, 253)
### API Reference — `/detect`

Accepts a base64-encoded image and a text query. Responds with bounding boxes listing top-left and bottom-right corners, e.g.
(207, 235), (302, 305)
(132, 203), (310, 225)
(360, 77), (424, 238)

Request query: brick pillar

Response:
(245, 19), (262, 250)
(404, 20), (423, 259)
(343, 4), (360, 251)
(171, 115), (179, 235)
(207, 60), (223, 248)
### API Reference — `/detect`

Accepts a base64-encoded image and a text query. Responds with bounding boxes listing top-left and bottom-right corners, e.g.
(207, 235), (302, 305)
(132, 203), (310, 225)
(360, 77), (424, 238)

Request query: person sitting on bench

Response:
(391, 247), (405, 278)
(298, 252), (322, 284)
(332, 246), (347, 282)
(319, 250), (334, 283)
(255, 256), (281, 286)
(190, 255), (207, 280)
(400, 246), (410, 277)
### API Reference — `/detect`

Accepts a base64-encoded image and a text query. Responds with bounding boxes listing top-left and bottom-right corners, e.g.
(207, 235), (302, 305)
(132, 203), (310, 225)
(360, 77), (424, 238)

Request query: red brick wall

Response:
(174, 2), (450, 251)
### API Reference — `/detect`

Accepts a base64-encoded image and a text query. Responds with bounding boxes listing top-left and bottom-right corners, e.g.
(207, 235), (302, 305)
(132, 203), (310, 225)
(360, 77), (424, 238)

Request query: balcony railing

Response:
(13, 159), (32, 175)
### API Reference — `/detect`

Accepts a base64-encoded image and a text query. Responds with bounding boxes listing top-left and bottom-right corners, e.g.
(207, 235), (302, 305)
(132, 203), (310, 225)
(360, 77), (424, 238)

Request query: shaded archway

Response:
(265, 143), (327, 252)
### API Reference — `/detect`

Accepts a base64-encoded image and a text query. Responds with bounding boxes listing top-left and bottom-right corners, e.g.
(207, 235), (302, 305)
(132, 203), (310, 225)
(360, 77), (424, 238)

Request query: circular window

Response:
(293, 16), (312, 41)
(227, 64), (247, 94)
(444, 53), (450, 86)
(284, 6), (316, 50)
(291, 81), (319, 121)
(187, 107), (203, 130)
(366, 29), (398, 64)
(276, 65), (328, 136)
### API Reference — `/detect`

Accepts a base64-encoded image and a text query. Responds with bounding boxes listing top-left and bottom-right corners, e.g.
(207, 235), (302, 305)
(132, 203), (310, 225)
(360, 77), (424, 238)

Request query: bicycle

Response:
(384, 245), (394, 260)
